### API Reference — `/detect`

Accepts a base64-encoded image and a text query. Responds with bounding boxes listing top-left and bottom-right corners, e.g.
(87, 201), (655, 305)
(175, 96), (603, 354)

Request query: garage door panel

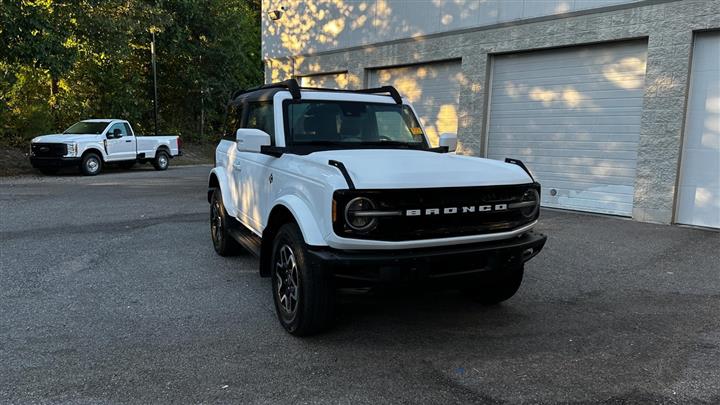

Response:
(368, 61), (462, 146)
(487, 40), (647, 216)
(490, 98), (643, 111)
(676, 32), (719, 229)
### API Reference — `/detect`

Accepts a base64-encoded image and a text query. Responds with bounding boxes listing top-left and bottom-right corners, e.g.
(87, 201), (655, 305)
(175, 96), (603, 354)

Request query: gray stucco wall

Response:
(265, 0), (720, 224)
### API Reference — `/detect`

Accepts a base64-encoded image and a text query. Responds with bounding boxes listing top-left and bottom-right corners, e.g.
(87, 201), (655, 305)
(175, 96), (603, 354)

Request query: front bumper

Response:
(306, 231), (547, 285)
(29, 156), (81, 168)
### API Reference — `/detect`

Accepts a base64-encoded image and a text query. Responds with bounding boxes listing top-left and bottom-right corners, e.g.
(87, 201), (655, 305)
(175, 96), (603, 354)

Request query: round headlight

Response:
(520, 189), (540, 218)
(344, 197), (378, 232)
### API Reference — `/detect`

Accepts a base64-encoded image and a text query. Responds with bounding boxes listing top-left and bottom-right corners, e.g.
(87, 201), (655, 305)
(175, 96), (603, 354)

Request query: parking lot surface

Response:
(1, 165), (719, 404)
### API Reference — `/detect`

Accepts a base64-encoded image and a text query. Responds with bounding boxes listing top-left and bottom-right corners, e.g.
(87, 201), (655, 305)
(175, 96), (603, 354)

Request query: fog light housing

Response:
(344, 197), (378, 232)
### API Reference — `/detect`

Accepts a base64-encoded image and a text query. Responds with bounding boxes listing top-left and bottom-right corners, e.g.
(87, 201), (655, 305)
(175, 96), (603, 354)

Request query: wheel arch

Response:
(260, 199), (326, 277)
(207, 168), (236, 217)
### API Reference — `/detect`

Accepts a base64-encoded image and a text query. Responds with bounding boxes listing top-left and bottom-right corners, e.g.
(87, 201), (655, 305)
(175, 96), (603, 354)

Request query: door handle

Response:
(125, 139), (132, 143)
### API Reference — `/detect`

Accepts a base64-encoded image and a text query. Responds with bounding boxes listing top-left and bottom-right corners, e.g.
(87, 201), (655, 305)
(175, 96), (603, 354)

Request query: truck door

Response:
(105, 123), (136, 161)
(234, 101), (275, 232)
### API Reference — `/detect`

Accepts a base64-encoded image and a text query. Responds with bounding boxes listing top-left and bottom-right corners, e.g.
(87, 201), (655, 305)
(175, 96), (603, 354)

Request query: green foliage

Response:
(0, 0), (262, 146)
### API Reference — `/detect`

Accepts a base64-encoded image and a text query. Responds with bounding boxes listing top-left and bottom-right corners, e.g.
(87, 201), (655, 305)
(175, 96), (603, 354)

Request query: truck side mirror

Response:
(439, 133), (457, 152)
(236, 128), (271, 153)
(113, 128), (122, 138)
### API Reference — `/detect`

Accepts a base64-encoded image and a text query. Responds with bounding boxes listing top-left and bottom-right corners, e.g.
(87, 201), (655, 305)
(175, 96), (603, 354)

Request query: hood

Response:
(301, 149), (533, 189)
(32, 134), (104, 143)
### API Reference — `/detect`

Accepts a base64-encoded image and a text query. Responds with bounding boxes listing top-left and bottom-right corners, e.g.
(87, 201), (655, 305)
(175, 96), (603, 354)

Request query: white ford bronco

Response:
(29, 119), (182, 175)
(208, 79), (546, 335)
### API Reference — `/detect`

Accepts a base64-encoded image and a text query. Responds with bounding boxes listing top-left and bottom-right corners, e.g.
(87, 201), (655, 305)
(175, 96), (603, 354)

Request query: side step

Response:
(227, 218), (262, 257)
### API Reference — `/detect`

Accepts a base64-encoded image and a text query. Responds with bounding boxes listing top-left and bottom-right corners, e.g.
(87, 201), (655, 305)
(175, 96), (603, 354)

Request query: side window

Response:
(223, 103), (243, 140)
(245, 102), (275, 143)
(107, 123), (127, 137)
(123, 123), (134, 136)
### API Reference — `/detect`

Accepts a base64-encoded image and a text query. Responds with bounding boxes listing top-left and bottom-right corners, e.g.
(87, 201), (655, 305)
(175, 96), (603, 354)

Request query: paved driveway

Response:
(1, 165), (718, 404)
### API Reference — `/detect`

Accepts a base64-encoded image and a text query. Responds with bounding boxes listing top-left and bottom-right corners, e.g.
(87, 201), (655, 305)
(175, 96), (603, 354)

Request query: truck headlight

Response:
(519, 189), (540, 219)
(344, 197), (378, 232)
(65, 142), (78, 157)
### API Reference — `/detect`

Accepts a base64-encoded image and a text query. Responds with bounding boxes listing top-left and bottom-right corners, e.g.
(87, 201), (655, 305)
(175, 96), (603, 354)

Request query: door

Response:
(368, 60), (463, 146)
(676, 32), (720, 229)
(104, 123), (136, 161)
(299, 72), (348, 89)
(486, 40), (648, 216)
(233, 101), (276, 232)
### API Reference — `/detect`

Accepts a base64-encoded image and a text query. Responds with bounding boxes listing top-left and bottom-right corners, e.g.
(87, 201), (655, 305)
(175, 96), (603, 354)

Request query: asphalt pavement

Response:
(1, 165), (719, 404)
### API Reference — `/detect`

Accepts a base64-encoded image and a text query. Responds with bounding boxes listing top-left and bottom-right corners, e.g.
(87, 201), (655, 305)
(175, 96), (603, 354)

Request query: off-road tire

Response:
(271, 222), (335, 336)
(80, 153), (102, 176)
(210, 188), (242, 256)
(463, 266), (524, 305)
(152, 150), (169, 170)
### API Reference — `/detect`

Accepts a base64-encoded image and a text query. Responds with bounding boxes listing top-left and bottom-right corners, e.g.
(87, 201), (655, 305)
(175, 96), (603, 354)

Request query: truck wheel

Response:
(80, 153), (102, 176)
(210, 188), (242, 256)
(152, 150), (169, 170)
(271, 223), (334, 336)
(463, 266), (524, 305)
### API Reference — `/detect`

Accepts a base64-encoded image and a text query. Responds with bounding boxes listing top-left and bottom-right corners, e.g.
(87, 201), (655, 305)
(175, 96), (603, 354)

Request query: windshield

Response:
(63, 121), (110, 135)
(284, 101), (428, 148)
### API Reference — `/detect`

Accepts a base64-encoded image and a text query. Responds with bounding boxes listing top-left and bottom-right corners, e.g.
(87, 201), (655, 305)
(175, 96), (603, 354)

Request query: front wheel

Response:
(463, 266), (524, 305)
(80, 153), (102, 176)
(152, 150), (169, 170)
(271, 223), (334, 336)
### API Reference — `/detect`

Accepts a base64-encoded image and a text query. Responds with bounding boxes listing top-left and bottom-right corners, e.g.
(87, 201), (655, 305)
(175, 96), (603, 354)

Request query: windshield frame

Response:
(63, 121), (112, 135)
(281, 99), (430, 152)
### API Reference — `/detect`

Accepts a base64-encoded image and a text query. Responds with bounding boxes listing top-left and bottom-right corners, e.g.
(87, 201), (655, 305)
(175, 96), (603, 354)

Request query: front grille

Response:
(333, 184), (539, 241)
(31, 143), (67, 157)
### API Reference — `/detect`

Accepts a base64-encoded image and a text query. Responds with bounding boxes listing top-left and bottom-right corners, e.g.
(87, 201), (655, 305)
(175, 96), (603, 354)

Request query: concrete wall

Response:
(262, 0), (643, 59)
(264, 0), (720, 224)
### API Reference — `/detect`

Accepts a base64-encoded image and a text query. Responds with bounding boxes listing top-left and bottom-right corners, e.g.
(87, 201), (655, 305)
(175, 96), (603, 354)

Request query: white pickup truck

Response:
(208, 80), (546, 336)
(29, 119), (182, 175)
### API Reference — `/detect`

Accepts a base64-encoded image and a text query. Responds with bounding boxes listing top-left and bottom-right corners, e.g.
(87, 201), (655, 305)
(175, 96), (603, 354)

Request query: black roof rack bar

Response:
(231, 79), (301, 100)
(231, 80), (403, 104)
(297, 85), (403, 104)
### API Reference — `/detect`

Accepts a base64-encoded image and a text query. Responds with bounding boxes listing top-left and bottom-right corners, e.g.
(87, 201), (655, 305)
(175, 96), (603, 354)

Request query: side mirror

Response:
(236, 128), (271, 153)
(113, 128), (123, 138)
(439, 133), (457, 152)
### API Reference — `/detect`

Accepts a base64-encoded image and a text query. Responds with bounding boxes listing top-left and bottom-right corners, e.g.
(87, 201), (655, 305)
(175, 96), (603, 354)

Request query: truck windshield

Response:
(63, 121), (111, 135)
(285, 101), (428, 149)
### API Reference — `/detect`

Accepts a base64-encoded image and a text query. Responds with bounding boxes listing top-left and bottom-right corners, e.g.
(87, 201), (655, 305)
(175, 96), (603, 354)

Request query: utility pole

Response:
(200, 88), (205, 140)
(151, 31), (159, 137)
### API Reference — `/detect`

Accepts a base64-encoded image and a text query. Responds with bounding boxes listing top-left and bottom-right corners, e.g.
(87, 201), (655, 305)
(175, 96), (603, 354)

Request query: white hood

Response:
(302, 149), (534, 188)
(32, 134), (104, 143)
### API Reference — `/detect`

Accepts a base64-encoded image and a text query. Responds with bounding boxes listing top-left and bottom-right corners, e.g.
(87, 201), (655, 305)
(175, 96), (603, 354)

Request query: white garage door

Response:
(676, 32), (720, 229)
(487, 40), (648, 216)
(368, 60), (463, 146)
(299, 72), (348, 89)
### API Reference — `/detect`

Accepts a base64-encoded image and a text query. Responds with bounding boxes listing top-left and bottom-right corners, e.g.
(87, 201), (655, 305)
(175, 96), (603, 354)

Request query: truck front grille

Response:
(333, 184), (540, 241)
(31, 143), (68, 157)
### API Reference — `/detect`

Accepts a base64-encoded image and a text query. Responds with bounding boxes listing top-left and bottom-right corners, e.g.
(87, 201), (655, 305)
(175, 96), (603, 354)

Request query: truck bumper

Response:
(29, 156), (81, 168)
(306, 231), (547, 286)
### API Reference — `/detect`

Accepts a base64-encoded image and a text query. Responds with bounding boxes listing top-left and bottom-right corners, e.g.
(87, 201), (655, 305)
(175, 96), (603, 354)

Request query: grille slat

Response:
(31, 143), (67, 157)
(334, 184), (539, 241)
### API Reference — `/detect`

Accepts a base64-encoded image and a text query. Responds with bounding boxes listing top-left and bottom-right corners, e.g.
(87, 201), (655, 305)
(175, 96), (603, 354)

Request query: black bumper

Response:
(29, 156), (81, 168)
(306, 231), (547, 285)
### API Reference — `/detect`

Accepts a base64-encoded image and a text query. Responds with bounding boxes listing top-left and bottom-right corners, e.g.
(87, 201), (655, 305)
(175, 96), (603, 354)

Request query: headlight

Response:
(519, 189), (540, 219)
(65, 142), (78, 157)
(344, 197), (378, 232)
